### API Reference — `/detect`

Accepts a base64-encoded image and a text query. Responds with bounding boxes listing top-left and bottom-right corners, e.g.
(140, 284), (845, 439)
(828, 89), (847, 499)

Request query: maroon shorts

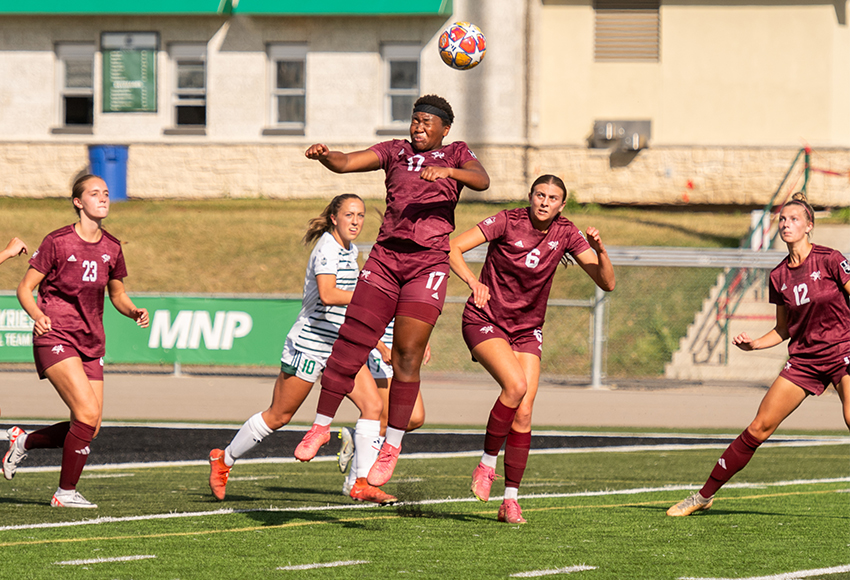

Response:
(33, 343), (104, 381)
(461, 304), (543, 360)
(359, 241), (450, 325)
(779, 354), (850, 396)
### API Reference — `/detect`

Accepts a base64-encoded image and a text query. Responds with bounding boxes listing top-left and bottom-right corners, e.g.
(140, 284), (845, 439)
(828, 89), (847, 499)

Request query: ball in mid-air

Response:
(438, 21), (486, 71)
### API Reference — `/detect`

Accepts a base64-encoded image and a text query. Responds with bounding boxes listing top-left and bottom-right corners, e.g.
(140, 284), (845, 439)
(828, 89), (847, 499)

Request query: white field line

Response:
(1, 476), (847, 533)
(229, 475), (279, 482)
(54, 555), (156, 565)
(80, 473), (135, 479)
(511, 565), (598, 577)
(12, 436), (848, 475)
(277, 560), (369, 571)
(679, 563), (850, 580)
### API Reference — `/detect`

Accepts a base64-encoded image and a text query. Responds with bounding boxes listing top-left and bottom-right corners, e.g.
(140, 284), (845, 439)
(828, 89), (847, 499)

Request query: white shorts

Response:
(280, 338), (326, 383)
(367, 347), (393, 381)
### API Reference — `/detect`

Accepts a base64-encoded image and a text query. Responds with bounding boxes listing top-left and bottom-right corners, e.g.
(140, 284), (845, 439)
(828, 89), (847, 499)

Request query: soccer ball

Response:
(438, 22), (486, 71)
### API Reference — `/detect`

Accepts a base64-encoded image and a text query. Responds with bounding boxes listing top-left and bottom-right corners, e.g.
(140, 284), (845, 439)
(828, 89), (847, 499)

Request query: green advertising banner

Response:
(0, 295), (302, 367)
(102, 32), (157, 113)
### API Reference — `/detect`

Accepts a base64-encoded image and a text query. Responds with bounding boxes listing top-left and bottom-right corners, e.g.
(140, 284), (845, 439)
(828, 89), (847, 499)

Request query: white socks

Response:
(385, 426), (405, 448)
(224, 412), (274, 467)
(504, 487), (518, 500)
(313, 414), (333, 427)
(480, 452), (498, 469)
(353, 419), (382, 480)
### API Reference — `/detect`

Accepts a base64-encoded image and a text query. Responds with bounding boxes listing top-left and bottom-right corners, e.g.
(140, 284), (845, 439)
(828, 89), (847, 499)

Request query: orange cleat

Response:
(208, 448), (231, 501)
(349, 478), (398, 505)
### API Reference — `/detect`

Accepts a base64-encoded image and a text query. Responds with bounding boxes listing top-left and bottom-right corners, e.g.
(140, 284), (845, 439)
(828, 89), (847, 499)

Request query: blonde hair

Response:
(783, 192), (815, 233)
(303, 194), (363, 245)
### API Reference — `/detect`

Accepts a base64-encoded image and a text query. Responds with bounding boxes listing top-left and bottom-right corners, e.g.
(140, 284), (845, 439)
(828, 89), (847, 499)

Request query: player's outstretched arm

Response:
(0, 237), (27, 266)
(575, 227), (615, 292)
(304, 144), (381, 174)
(107, 279), (149, 328)
(733, 305), (789, 351)
(449, 226), (490, 308)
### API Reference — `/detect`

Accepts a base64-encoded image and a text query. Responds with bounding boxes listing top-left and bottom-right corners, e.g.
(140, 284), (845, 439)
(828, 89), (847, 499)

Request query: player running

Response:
(668, 193), (850, 516)
(208, 194), (396, 505)
(448, 174), (615, 523)
(6, 174), (149, 508)
(295, 94), (490, 488)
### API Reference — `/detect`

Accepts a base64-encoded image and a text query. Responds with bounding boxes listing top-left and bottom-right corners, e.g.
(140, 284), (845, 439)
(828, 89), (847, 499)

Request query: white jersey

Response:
(287, 231), (359, 360)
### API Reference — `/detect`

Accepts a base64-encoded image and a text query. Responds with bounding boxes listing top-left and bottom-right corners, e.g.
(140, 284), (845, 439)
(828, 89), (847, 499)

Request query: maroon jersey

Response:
(466, 208), (591, 335)
(29, 225), (128, 357)
(370, 139), (478, 252)
(768, 244), (850, 358)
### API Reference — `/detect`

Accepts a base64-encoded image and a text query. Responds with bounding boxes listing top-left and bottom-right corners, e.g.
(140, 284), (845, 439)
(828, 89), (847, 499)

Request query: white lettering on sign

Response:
(148, 310), (253, 350)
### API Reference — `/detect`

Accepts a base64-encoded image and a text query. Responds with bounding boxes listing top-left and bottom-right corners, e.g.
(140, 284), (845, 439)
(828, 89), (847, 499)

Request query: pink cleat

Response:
(497, 498), (527, 524)
(470, 463), (497, 502)
(294, 424), (331, 462)
(366, 441), (401, 487)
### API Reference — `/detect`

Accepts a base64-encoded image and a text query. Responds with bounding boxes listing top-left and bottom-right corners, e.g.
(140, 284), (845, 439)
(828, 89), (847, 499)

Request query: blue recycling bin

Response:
(88, 145), (128, 201)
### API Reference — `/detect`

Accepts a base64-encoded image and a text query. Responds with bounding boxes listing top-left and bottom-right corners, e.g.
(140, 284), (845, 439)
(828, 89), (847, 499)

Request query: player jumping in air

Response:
(449, 174), (615, 523)
(668, 193), (850, 516)
(295, 94), (490, 487)
(208, 194), (396, 505)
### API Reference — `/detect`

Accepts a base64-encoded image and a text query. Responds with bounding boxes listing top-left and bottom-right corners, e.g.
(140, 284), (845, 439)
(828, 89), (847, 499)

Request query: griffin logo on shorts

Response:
(480, 325), (494, 334)
(784, 361), (792, 371)
(360, 270), (371, 280)
(51, 345), (65, 355)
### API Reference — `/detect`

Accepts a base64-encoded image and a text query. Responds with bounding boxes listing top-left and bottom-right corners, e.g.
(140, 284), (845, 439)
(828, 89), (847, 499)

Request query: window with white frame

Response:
(56, 44), (95, 127)
(381, 44), (420, 125)
(170, 44), (206, 126)
(268, 44), (307, 130)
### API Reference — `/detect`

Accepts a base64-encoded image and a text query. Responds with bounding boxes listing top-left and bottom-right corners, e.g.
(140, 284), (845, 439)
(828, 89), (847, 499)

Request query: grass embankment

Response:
(0, 198), (752, 377)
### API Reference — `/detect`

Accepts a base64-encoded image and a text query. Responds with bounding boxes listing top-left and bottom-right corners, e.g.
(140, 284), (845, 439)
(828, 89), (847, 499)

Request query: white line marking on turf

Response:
(678, 563), (850, 580)
(511, 565), (597, 577)
(54, 555), (156, 565)
(1, 477), (846, 533)
(229, 475), (279, 482)
(14, 436), (847, 475)
(277, 560), (369, 571)
(80, 473), (135, 479)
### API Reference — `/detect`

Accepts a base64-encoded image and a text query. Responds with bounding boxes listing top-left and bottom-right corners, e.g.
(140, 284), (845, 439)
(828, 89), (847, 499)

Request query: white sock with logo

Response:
(225, 412), (274, 467)
(354, 419), (382, 479)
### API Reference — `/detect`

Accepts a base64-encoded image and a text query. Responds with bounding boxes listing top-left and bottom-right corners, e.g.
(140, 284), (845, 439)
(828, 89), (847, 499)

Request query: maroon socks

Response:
(387, 380), (420, 432)
(58, 421), (96, 491)
(24, 421), (70, 449)
(483, 399), (519, 456)
(700, 428), (763, 498)
(504, 429), (531, 489)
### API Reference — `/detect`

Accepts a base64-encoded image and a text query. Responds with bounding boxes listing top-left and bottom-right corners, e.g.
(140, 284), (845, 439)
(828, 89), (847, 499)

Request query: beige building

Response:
(1, 1), (848, 205)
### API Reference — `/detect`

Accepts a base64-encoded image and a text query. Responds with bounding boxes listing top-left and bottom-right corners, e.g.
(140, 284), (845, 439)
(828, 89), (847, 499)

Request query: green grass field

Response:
(1, 435), (847, 580)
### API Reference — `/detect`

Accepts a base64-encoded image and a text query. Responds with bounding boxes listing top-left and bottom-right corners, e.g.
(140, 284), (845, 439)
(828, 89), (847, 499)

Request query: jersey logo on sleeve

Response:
(67, 255), (77, 262)
(842, 260), (850, 274)
(483, 216), (496, 226)
(810, 270), (822, 282)
(468, 149), (477, 159)
(32, 250), (39, 259)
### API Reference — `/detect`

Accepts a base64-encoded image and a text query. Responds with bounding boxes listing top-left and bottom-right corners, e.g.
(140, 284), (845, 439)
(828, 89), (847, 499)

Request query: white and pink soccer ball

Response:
(438, 21), (486, 71)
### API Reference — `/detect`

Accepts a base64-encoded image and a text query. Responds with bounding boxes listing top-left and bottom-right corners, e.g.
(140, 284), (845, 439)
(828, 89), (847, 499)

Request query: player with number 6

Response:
(7, 174), (148, 509)
(295, 95), (490, 488)
(668, 192), (850, 517)
(449, 174), (614, 523)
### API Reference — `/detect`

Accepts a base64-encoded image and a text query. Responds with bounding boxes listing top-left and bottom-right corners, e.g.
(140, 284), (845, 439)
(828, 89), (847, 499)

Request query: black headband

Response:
(413, 104), (451, 124)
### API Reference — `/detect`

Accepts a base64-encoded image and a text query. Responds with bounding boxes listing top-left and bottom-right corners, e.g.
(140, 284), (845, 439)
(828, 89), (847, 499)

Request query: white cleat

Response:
(3, 426), (28, 480)
(51, 489), (98, 509)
